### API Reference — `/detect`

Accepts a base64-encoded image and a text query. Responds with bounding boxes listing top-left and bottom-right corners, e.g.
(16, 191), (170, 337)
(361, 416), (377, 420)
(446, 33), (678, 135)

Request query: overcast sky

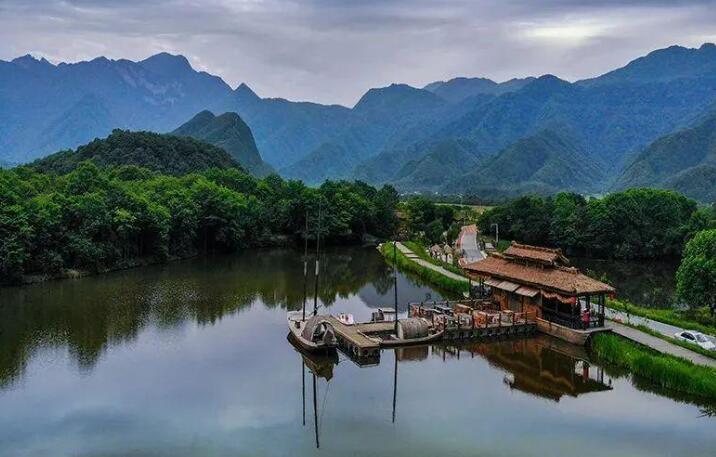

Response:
(1, 0), (715, 106)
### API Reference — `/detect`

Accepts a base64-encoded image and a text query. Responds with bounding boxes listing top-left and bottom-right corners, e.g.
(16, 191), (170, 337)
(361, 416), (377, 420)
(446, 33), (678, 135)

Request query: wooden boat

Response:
(377, 330), (444, 347)
(286, 206), (337, 353)
(288, 311), (338, 353)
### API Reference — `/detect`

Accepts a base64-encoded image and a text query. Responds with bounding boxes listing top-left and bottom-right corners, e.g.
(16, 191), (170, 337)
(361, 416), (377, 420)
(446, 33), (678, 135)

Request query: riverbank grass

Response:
(380, 243), (468, 296)
(591, 333), (716, 399)
(402, 240), (464, 276)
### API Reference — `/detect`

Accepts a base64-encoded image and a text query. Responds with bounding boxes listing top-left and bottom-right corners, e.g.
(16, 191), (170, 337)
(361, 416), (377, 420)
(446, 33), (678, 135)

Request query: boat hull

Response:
(287, 311), (338, 353)
(377, 331), (444, 348)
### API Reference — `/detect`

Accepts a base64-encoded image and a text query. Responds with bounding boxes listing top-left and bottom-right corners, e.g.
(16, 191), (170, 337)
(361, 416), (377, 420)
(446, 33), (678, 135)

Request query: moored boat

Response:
(286, 206), (337, 353)
(288, 312), (338, 353)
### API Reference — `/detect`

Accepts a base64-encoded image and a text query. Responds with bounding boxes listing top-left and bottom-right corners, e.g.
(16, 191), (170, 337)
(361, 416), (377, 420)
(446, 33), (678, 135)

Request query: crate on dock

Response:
(454, 303), (473, 314)
(456, 313), (473, 328)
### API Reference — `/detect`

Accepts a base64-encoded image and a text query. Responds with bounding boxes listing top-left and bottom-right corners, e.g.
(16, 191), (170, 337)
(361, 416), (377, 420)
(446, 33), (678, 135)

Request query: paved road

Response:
(604, 307), (696, 338)
(395, 242), (469, 283)
(458, 225), (484, 264)
(609, 321), (716, 368)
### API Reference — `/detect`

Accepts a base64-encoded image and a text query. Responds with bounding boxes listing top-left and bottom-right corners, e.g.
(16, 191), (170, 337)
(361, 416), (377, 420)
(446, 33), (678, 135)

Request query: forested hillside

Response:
(30, 130), (240, 176)
(614, 113), (716, 202)
(172, 111), (273, 176)
(0, 162), (399, 284)
(443, 130), (606, 196)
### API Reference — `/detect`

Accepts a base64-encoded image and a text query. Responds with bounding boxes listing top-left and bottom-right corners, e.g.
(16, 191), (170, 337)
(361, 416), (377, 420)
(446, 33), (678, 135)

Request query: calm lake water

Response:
(0, 247), (714, 457)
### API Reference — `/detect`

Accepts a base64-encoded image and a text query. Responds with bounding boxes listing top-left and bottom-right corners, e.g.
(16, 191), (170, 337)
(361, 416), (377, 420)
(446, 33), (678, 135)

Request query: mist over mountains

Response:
(3, 43), (716, 201)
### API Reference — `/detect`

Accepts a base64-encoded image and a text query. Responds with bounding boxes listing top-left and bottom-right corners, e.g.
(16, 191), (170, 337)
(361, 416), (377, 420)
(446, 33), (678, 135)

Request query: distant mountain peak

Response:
(172, 110), (272, 176)
(11, 54), (37, 63)
(11, 54), (54, 70)
(192, 110), (217, 122)
(578, 42), (716, 87)
(423, 76), (532, 103)
(520, 74), (572, 96)
(235, 83), (260, 101)
(139, 52), (193, 74)
(353, 83), (440, 112)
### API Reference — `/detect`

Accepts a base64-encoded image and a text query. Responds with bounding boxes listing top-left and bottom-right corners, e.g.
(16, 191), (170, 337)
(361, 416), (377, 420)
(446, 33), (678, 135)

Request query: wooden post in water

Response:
(302, 360), (306, 426)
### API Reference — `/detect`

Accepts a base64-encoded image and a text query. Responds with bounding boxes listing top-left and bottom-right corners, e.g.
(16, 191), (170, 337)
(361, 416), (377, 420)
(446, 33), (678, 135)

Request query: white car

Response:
(674, 330), (716, 351)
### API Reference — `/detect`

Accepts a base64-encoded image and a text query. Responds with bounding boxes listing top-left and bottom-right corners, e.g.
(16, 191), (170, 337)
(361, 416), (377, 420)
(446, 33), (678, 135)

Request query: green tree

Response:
(677, 229), (716, 317)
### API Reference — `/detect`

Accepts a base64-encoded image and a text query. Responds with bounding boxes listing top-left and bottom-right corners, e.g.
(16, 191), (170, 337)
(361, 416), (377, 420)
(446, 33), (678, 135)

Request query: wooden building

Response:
(462, 242), (615, 345)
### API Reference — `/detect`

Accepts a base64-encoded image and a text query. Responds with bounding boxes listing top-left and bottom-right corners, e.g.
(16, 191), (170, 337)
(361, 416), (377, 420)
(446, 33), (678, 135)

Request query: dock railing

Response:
(411, 301), (537, 332)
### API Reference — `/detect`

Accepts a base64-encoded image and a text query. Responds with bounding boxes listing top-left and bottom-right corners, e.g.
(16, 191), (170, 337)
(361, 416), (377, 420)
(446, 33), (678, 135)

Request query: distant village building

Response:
(462, 242), (615, 345)
(430, 245), (442, 259)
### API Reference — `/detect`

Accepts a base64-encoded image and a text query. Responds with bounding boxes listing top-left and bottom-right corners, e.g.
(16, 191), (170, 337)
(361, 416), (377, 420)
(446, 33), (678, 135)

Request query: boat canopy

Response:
(301, 315), (336, 344)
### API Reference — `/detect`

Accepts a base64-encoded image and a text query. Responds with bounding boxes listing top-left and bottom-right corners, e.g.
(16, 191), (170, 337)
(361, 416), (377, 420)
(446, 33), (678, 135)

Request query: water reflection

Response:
(437, 336), (612, 402)
(2, 246), (715, 457)
(0, 247), (433, 388)
(290, 334), (716, 453)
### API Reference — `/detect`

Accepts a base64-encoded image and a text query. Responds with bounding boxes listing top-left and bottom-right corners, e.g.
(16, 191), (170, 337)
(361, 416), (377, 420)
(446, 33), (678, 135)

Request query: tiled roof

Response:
(463, 255), (614, 296)
(504, 242), (569, 266)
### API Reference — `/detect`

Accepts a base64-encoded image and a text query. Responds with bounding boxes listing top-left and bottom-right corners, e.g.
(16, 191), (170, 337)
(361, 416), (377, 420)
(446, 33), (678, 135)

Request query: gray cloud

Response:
(1, 0), (715, 105)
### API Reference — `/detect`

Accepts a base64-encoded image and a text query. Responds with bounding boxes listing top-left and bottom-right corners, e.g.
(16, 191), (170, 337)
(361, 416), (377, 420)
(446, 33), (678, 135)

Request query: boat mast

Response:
(302, 213), (308, 321)
(393, 240), (399, 335)
(313, 202), (321, 317)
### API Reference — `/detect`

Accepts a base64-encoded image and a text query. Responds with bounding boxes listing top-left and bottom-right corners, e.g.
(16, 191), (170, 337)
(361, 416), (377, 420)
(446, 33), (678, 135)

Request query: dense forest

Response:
(478, 189), (715, 259)
(31, 129), (240, 176)
(0, 162), (399, 284)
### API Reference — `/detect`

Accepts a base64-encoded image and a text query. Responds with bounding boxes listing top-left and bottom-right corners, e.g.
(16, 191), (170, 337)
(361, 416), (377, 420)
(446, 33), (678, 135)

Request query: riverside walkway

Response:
(394, 235), (716, 369)
(395, 242), (469, 283)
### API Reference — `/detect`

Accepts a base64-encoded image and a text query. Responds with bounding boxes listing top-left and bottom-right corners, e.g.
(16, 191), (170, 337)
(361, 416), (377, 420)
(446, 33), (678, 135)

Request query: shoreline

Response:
(4, 236), (383, 289)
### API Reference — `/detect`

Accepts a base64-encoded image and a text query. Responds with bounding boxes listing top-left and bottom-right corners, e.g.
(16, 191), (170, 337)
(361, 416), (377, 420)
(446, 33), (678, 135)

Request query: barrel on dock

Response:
(397, 318), (430, 340)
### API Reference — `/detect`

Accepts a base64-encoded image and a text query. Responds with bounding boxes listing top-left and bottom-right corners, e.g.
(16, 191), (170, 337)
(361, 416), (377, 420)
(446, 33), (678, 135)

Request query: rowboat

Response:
(286, 206), (336, 353)
(288, 311), (337, 353)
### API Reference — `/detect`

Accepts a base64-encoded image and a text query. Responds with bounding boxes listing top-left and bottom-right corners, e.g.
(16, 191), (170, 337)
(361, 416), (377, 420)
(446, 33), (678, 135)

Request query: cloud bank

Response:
(1, 0), (715, 105)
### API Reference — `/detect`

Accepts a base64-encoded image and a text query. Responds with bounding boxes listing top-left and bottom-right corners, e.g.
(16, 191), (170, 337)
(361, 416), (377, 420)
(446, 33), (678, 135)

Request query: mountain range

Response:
(3, 43), (716, 201)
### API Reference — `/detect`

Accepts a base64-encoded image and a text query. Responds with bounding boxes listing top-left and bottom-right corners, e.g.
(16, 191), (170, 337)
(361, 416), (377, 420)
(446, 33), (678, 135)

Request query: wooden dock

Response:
(324, 316), (386, 359)
(326, 300), (538, 364)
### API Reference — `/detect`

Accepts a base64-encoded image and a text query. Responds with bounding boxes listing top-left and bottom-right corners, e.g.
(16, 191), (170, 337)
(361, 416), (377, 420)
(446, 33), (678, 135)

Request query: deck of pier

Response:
(324, 316), (385, 358)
